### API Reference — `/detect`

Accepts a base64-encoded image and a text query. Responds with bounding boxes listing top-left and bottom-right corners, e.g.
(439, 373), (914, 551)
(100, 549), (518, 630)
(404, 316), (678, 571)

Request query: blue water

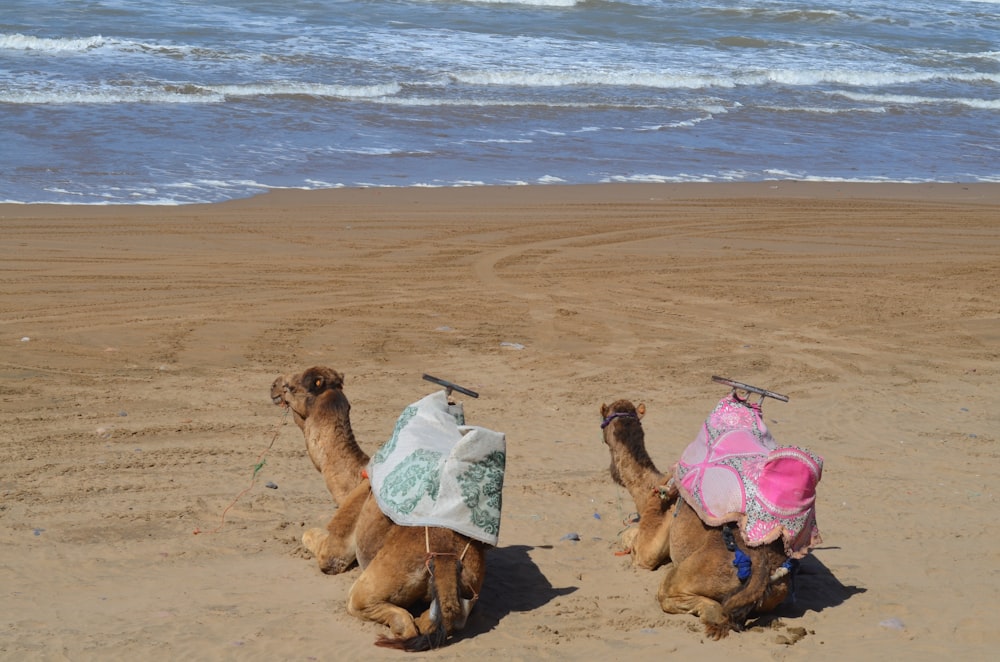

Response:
(1, 0), (998, 204)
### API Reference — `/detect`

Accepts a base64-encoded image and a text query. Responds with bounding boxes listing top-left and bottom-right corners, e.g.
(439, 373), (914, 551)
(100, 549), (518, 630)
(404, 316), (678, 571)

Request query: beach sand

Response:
(2, 182), (998, 660)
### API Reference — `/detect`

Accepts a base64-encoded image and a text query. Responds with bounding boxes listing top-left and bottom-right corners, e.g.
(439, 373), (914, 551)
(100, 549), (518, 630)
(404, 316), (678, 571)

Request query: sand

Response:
(1, 182), (998, 661)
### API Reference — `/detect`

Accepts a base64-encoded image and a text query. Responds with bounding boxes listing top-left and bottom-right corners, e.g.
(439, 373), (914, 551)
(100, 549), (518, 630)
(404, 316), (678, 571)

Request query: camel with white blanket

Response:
(271, 366), (503, 650)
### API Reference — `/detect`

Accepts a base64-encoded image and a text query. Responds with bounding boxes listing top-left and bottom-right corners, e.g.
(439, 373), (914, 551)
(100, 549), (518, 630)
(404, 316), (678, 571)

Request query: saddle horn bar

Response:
(422, 374), (480, 399)
(712, 375), (789, 403)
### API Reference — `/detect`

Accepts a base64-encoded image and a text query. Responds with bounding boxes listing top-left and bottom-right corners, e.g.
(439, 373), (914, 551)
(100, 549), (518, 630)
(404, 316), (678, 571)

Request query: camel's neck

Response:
(303, 398), (370, 505)
(606, 425), (667, 509)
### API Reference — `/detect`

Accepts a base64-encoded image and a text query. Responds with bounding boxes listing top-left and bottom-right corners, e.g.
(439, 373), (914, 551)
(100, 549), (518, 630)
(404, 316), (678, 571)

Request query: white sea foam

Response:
(447, 67), (1000, 91)
(205, 82), (402, 99)
(833, 91), (1000, 110)
(602, 173), (716, 184)
(0, 33), (108, 52)
(638, 115), (715, 131)
(450, 70), (734, 89)
(355, 96), (619, 109)
(461, 138), (533, 144)
(0, 32), (197, 59)
(0, 81), (404, 105)
(420, 0), (581, 6)
(760, 105), (887, 114)
(0, 87), (224, 105)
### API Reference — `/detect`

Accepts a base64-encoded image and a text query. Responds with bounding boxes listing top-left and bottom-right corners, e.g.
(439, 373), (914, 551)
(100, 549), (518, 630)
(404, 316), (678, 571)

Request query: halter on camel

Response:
(600, 410), (640, 429)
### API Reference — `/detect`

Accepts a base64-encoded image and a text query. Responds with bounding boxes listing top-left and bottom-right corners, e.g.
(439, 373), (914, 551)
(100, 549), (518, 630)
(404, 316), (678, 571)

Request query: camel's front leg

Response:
(656, 558), (734, 640)
(629, 511), (672, 570)
(624, 486), (677, 570)
(346, 559), (429, 640)
(303, 479), (371, 574)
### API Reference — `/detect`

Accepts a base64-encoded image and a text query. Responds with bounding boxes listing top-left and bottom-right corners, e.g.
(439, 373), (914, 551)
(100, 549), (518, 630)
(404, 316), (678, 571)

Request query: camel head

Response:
(271, 366), (348, 428)
(600, 399), (651, 487)
(600, 399), (646, 432)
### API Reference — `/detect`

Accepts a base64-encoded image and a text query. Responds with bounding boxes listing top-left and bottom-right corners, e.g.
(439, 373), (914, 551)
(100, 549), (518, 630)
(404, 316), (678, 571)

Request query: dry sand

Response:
(2, 182), (998, 661)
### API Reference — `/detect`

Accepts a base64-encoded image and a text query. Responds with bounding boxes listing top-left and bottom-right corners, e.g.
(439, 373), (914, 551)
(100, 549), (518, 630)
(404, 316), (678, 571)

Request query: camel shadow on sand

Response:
(459, 544), (577, 638)
(458, 544), (858, 640)
(751, 546), (865, 626)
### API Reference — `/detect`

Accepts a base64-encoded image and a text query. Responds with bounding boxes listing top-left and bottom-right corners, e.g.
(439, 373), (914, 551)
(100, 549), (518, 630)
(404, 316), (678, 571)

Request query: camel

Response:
(600, 399), (792, 639)
(271, 366), (487, 651)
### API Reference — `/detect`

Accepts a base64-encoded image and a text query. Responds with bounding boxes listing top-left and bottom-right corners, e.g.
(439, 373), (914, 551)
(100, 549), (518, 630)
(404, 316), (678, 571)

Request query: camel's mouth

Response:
(270, 376), (291, 407)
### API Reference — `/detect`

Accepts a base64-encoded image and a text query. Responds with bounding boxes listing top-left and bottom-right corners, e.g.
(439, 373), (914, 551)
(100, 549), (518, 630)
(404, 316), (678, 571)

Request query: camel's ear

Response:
(306, 371), (326, 394)
(325, 369), (344, 390)
(637, 403), (646, 419)
(600, 403), (610, 417)
(305, 367), (343, 394)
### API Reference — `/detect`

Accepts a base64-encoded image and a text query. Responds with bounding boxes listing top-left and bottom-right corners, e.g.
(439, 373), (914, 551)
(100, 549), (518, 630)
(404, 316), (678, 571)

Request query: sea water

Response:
(1, 0), (998, 204)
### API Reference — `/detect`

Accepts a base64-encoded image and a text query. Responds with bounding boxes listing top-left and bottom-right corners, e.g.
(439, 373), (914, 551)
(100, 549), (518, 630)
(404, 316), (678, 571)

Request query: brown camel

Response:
(271, 366), (487, 651)
(600, 399), (791, 639)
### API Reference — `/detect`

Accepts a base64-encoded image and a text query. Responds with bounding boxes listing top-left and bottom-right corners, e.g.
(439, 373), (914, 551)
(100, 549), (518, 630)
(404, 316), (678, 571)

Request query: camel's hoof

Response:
(319, 557), (352, 575)
(704, 621), (732, 640)
(392, 619), (420, 641)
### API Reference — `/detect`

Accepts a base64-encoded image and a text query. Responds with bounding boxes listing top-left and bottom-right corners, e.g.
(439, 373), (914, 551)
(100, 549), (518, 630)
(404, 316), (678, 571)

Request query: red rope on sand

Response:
(193, 408), (288, 535)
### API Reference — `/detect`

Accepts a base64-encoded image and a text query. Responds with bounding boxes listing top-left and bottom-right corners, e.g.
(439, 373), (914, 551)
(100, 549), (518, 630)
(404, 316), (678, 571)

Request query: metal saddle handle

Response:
(422, 374), (480, 399)
(712, 375), (789, 403)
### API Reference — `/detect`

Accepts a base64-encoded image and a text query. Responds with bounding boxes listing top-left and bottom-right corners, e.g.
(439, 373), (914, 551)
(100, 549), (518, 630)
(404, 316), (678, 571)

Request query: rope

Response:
(600, 411), (639, 429)
(422, 526), (473, 571)
(193, 406), (289, 535)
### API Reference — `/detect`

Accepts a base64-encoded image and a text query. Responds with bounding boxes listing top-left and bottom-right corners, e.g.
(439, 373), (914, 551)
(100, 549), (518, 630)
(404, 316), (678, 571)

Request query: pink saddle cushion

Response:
(674, 394), (822, 558)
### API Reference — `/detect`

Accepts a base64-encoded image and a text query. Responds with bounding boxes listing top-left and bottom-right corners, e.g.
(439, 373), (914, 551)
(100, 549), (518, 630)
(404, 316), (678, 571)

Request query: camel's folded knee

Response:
(302, 527), (328, 554)
(348, 590), (420, 640)
(632, 542), (670, 570)
(659, 591), (731, 639)
(658, 592), (720, 617)
(619, 525), (639, 550)
(302, 528), (355, 574)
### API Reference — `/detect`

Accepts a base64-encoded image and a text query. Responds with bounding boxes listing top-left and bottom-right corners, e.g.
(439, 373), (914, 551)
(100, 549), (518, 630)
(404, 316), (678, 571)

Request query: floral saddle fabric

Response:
(368, 390), (506, 546)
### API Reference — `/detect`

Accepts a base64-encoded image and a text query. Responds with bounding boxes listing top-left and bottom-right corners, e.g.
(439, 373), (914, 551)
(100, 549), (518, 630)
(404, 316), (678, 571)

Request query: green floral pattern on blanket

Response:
(378, 447), (443, 515)
(368, 390), (506, 545)
(372, 405), (418, 465)
(457, 450), (505, 537)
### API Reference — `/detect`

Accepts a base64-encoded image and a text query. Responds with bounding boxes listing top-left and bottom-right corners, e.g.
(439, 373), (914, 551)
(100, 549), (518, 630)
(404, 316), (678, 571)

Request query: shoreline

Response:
(3, 180), (1000, 215)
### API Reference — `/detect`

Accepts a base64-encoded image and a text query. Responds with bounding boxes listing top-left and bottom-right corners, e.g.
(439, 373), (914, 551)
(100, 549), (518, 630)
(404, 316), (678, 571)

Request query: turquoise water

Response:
(1, 0), (998, 204)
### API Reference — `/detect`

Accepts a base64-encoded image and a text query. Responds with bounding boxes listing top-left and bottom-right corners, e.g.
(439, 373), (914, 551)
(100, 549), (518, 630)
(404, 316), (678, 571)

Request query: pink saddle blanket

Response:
(673, 394), (823, 558)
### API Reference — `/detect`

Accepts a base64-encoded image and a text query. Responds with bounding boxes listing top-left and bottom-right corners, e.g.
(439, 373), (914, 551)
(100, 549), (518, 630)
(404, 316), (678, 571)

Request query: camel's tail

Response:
(718, 541), (786, 634)
(375, 553), (472, 652)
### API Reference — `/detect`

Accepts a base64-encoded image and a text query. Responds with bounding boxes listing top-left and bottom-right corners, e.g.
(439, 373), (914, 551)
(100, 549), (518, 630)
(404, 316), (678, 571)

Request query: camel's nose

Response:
(270, 376), (288, 405)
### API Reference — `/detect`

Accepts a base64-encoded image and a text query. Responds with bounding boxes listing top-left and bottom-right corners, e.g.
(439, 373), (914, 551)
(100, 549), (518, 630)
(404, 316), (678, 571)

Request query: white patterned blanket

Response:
(368, 390), (506, 546)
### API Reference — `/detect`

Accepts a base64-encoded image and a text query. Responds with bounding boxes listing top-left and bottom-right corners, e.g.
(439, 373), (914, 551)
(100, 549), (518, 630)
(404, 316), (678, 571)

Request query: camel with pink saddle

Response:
(601, 377), (822, 639)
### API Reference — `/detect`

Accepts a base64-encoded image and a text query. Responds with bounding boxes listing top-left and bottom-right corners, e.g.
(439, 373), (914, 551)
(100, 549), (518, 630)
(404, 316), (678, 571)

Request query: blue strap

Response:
(733, 549), (753, 581)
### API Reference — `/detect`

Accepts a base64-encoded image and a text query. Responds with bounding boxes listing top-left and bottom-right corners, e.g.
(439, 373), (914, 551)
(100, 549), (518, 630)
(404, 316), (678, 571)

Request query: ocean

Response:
(1, 0), (998, 205)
